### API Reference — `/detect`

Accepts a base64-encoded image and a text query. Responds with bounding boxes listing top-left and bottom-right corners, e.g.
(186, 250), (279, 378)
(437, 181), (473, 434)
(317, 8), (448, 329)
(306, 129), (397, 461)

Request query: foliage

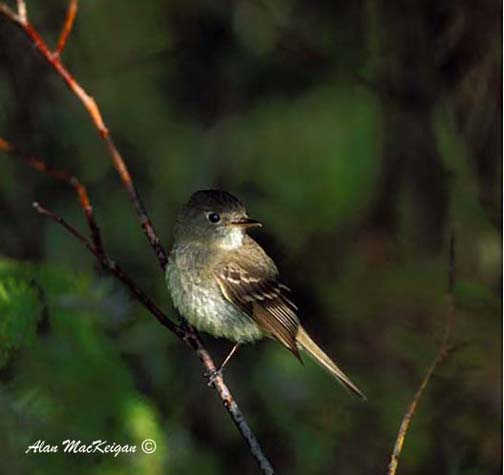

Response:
(0, 260), (168, 475)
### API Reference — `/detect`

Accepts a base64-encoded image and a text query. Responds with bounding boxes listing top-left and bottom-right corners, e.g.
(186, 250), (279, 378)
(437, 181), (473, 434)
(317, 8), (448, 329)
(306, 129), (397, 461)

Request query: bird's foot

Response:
(205, 368), (223, 386)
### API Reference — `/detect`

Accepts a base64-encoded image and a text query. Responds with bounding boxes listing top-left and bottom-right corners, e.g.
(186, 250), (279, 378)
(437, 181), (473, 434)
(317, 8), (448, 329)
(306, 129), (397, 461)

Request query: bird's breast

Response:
(166, 245), (263, 343)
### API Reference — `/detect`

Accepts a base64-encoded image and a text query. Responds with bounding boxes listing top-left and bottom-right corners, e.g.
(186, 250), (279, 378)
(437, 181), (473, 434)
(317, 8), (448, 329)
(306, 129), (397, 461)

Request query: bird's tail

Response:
(296, 326), (366, 400)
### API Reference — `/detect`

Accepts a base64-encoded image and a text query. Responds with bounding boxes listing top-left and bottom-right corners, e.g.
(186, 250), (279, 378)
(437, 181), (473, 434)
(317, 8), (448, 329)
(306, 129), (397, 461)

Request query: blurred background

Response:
(0, 0), (502, 474)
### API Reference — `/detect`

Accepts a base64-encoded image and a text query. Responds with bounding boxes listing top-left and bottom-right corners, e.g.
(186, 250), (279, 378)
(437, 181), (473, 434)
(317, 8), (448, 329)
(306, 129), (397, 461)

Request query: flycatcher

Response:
(166, 190), (365, 398)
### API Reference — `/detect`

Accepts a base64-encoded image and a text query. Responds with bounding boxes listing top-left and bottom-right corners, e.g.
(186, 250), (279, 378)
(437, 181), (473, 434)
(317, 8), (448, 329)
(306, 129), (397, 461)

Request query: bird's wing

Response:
(215, 255), (301, 358)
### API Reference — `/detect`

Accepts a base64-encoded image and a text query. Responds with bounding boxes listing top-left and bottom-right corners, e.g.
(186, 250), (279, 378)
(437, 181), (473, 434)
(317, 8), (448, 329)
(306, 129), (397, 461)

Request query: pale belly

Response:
(166, 256), (264, 343)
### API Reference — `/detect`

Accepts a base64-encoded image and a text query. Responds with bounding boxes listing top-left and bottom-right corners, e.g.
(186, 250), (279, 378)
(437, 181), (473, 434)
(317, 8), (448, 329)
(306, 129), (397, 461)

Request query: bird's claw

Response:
(205, 368), (223, 386)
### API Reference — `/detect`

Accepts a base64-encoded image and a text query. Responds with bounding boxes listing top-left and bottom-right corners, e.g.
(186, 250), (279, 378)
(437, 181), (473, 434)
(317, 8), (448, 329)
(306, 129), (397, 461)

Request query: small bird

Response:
(166, 190), (365, 399)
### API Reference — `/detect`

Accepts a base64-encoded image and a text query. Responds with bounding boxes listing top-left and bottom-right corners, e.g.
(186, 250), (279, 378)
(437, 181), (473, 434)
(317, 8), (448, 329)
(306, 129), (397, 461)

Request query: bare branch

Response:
(33, 201), (90, 248)
(0, 136), (105, 259)
(55, 0), (78, 55)
(16, 0), (26, 23)
(387, 234), (456, 475)
(0, 3), (19, 22)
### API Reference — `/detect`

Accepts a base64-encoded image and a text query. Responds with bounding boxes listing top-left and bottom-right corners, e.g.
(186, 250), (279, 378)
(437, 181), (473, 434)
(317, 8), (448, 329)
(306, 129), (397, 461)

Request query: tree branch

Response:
(15, 0), (25, 23)
(55, 0), (77, 55)
(387, 234), (456, 475)
(0, 137), (105, 260)
(0, 2), (275, 472)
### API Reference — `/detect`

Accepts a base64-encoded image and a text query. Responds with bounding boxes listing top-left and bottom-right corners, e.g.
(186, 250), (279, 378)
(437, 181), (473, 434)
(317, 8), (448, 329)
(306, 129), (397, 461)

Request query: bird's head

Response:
(174, 190), (261, 249)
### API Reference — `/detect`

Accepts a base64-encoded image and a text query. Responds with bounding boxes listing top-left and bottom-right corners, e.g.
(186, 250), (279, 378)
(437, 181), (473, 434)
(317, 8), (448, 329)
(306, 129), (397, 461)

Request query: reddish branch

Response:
(55, 0), (77, 55)
(0, 3), (274, 474)
(387, 235), (456, 475)
(0, 138), (105, 260)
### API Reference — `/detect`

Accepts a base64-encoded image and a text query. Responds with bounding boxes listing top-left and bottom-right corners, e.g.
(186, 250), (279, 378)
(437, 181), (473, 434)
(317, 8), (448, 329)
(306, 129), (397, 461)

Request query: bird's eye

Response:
(208, 212), (221, 223)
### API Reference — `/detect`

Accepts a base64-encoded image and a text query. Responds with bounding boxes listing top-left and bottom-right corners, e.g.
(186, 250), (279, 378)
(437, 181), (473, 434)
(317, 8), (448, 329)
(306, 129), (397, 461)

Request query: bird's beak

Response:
(230, 217), (262, 228)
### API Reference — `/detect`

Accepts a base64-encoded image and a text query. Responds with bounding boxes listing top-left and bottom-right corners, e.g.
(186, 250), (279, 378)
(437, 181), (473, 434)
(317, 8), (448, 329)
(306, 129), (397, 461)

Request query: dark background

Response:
(0, 0), (502, 474)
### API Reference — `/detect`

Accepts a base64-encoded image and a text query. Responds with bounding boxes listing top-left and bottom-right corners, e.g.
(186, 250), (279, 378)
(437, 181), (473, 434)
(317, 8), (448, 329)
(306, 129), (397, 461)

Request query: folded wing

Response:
(215, 259), (301, 358)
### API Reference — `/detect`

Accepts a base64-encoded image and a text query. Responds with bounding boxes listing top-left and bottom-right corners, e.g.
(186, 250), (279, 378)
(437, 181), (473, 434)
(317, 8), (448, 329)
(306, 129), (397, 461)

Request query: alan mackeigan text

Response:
(25, 439), (139, 457)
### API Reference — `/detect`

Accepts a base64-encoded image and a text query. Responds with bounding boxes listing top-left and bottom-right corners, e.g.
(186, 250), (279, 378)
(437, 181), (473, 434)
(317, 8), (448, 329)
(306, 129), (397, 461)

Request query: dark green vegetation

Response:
(0, 1), (501, 474)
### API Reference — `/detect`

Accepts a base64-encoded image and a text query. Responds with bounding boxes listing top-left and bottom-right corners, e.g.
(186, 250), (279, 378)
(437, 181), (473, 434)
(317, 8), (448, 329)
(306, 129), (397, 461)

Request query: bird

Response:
(166, 189), (365, 399)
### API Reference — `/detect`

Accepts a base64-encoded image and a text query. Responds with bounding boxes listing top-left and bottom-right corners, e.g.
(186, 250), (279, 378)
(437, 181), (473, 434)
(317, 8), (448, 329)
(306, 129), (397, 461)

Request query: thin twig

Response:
(16, 0), (26, 23)
(387, 234), (456, 475)
(55, 0), (78, 55)
(0, 3), (274, 466)
(33, 201), (90, 247)
(0, 3), (19, 22)
(0, 136), (105, 260)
